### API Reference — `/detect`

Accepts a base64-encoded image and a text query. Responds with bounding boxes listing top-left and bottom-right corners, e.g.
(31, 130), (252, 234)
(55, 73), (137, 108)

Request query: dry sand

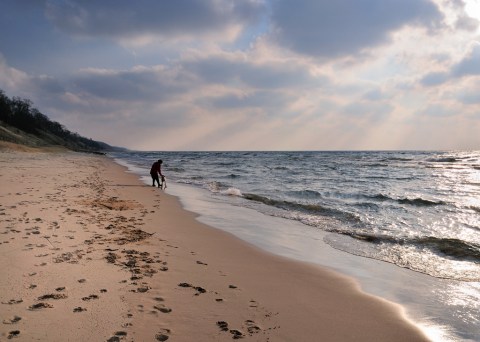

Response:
(0, 148), (430, 341)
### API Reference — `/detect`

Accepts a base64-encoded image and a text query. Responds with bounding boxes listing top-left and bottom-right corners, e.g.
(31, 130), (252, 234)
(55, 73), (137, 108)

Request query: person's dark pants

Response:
(151, 173), (160, 187)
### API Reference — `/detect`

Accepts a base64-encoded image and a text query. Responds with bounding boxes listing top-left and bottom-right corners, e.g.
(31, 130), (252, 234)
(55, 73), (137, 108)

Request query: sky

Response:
(1, 0), (480, 151)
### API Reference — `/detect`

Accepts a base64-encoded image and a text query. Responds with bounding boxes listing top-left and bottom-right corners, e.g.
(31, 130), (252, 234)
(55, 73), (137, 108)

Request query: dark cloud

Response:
(420, 71), (449, 86)
(203, 90), (294, 110)
(183, 55), (327, 89)
(362, 88), (389, 101)
(452, 44), (480, 77)
(455, 14), (479, 31)
(421, 45), (480, 87)
(458, 91), (480, 104)
(72, 67), (195, 101)
(45, 0), (265, 39)
(270, 0), (443, 59)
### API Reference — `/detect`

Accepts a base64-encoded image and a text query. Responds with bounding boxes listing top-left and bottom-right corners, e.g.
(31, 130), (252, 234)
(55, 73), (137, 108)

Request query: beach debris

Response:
(29, 302), (53, 310)
(55, 287), (66, 292)
(53, 251), (83, 264)
(73, 307), (87, 313)
(229, 285), (238, 289)
(114, 229), (153, 245)
(105, 252), (118, 263)
(78, 278), (86, 283)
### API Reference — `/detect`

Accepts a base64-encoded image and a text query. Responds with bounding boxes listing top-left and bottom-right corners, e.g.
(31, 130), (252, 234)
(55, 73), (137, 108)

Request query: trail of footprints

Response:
(1, 164), (276, 341)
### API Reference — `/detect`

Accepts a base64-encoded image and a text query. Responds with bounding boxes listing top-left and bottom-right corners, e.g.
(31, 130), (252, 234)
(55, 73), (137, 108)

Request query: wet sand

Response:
(0, 147), (429, 341)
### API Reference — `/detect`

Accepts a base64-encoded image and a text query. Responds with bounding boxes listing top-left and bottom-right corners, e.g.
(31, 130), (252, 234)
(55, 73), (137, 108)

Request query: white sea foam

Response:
(221, 187), (242, 197)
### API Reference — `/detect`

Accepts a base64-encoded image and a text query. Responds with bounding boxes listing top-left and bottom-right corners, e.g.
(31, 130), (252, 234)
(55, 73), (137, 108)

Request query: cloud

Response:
(456, 79), (480, 104)
(182, 52), (327, 89)
(420, 71), (449, 86)
(420, 43), (480, 87)
(452, 43), (480, 77)
(270, 0), (444, 59)
(45, 0), (265, 42)
(455, 14), (479, 31)
(71, 66), (194, 102)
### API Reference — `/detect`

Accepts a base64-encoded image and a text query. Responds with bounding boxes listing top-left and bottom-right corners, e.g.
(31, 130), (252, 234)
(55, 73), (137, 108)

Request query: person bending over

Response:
(150, 159), (164, 188)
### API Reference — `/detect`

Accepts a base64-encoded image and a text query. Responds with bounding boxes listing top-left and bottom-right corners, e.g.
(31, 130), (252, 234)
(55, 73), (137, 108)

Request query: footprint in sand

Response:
(37, 293), (67, 300)
(73, 307), (87, 313)
(106, 331), (127, 342)
(2, 316), (22, 324)
(29, 302), (53, 310)
(2, 299), (23, 305)
(217, 322), (245, 340)
(7, 330), (20, 339)
(81, 294), (99, 301)
(177, 282), (207, 295)
(245, 320), (262, 335)
(217, 321), (229, 331)
(230, 329), (245, 339)
(153, 304), (172, 313)
(155, 328), (171, 341)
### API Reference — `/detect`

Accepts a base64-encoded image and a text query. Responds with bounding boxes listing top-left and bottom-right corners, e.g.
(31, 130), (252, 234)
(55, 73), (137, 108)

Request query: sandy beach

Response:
(0, 147), (430, 341)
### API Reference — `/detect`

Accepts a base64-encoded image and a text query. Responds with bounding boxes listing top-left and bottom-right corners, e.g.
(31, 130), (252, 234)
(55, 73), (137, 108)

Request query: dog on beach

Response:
(161, 175), (167, 189)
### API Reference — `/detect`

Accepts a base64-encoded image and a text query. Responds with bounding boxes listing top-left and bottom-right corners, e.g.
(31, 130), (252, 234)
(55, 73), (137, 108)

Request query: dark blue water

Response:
(111, 150), (480, 282)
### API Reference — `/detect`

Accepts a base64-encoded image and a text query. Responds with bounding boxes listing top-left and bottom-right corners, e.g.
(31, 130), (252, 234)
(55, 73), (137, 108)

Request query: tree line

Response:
(0, 89), (111, 151)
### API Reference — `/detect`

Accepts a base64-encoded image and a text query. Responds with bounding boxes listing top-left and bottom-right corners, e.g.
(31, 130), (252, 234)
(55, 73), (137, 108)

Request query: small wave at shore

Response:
(221, 187), (242, 196)
(243, 193), (361, 224)
(346, 233), (480, 262)
(325, 232), (480, 281)
(366, 194), (446, 206)
(427, 157), (458, 163)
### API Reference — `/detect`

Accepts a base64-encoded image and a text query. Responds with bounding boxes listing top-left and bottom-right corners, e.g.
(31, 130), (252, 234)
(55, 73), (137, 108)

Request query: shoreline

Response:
(0, 149), (429, 341)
